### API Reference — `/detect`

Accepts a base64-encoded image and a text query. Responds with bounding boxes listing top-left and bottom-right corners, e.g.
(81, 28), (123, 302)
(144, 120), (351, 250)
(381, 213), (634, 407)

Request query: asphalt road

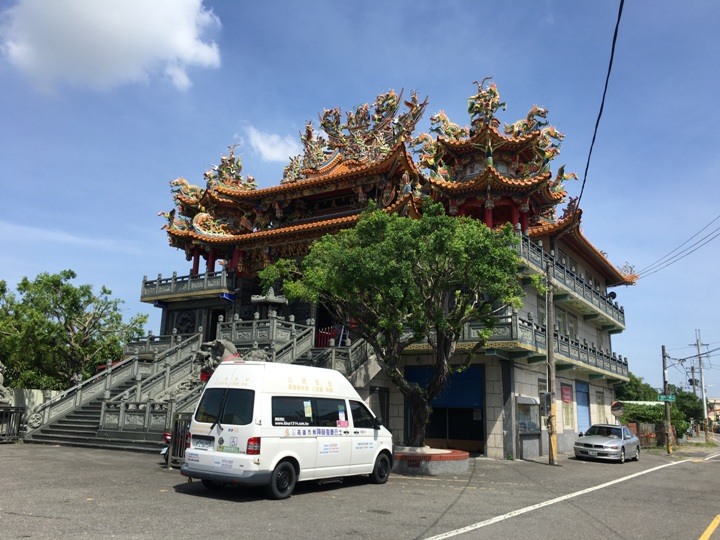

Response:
(1, 442), (719, 539)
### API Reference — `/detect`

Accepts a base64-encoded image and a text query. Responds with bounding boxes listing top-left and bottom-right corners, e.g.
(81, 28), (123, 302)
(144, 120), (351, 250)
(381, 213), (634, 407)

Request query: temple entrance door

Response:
(404, 365), (485, 453)
(315, 303), (342, 347)
(207, 308), (225, 341)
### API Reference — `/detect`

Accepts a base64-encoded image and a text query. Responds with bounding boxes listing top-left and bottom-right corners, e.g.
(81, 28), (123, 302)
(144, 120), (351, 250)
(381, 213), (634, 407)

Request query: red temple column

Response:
(484, 200), (494, 229)
(229, 249), (241, 273)
(207, 250), (216, 273)
(511, 203), (520, 228)
(520, 202), (530, 233)
(191, 249), (200, 276)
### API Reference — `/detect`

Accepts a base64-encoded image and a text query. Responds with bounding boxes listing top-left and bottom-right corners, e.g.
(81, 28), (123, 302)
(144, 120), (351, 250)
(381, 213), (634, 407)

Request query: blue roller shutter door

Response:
(576, 381), (591, 433)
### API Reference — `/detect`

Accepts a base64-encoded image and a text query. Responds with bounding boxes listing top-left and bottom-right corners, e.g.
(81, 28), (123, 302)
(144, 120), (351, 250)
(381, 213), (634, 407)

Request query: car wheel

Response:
(266, 460), (297, 500)
(370, 453), (390, 484)
(619, 448), (626, 464)
(633, 446), (640, 461)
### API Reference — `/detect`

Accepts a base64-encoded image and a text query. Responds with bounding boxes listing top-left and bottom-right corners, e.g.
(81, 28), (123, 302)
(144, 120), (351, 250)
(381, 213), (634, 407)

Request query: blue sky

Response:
(1, 0), (719, 398)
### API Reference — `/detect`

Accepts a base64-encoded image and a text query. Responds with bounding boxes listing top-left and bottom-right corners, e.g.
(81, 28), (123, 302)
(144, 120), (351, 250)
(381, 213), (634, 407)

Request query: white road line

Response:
(704, 453), (720, 461)
(423, 460), (689, 540)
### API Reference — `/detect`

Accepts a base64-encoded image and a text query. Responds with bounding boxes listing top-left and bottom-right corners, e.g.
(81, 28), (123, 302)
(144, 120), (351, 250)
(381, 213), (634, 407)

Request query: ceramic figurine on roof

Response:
(157, 79), (631, 288)
(549, 165), (579, 193)
(467, 77), (506, 129)
(204, 145), (257, 191)
(504, 104), (549, 137)
(429, 111), (469, 141)
(170, 177), (204, 204)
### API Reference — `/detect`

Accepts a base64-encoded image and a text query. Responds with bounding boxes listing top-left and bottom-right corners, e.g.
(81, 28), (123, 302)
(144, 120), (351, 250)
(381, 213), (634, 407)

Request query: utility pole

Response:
(662, 345), (672, 455)
(690, 365), (697, 396)
(546, 260), (558, 465)
(694, 329), (710, 441)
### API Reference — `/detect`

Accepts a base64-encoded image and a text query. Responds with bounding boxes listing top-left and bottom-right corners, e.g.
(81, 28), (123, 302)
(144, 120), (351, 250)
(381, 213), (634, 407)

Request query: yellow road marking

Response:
(699, 514), (720, 540)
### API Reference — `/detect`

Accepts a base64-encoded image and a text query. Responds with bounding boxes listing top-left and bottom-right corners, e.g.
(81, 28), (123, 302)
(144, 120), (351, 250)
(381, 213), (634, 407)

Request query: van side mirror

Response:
(373, 417), (383, 430)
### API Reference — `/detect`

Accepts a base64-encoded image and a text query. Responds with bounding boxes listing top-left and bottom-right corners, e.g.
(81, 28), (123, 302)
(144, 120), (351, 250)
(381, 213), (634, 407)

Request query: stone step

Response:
(24, 435), (164, 454)
(40, 426), (99, 436)
(56, 418), (99, 426)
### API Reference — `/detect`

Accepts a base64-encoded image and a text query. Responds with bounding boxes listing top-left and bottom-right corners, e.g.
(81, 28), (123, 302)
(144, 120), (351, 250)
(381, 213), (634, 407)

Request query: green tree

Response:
(619, 403), (689, 437)
(669, 385), (705, 426)
(615, 373), (659, 401)
(260, 202), (523, 446)
(0, 270), (147, 390)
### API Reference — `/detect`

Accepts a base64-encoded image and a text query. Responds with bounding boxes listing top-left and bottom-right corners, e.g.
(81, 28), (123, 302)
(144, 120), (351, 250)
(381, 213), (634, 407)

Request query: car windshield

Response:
(586, 425), (622, 438)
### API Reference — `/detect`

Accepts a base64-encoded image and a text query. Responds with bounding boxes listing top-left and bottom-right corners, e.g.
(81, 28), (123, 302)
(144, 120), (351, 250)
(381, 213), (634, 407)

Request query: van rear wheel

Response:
(266, 461), (297, 499)
(370, 453), (390, 484)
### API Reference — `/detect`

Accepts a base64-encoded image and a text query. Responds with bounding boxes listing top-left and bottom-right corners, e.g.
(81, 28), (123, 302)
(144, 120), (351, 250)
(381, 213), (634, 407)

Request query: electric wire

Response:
(576, 0), (625, 208)
(637, 227), (720, 279)
(635, 213), (720, 278)
(637, 213), (720, 274)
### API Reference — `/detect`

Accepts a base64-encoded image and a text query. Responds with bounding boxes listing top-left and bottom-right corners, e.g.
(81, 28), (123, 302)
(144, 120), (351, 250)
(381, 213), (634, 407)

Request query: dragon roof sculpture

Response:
(155, 79), (633, 285)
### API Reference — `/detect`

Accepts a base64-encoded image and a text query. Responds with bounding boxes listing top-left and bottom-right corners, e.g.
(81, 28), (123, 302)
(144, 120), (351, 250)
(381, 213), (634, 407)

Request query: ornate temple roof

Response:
(158, 79), (633, 285)
(164, 192), (423, 249)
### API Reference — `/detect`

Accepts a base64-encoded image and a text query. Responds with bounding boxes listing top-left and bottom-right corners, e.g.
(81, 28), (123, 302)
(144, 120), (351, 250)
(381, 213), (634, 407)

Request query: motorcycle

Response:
(160, 430), (172, 465)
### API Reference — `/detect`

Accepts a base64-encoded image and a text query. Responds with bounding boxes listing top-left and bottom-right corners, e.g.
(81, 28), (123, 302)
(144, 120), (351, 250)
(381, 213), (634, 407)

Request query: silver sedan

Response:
(574, 424), (640, 463)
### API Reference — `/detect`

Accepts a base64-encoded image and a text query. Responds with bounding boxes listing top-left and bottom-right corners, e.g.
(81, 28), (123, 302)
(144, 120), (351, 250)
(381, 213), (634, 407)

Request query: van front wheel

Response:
(370, 453), (390, 484)
(266, 461), (297, 499)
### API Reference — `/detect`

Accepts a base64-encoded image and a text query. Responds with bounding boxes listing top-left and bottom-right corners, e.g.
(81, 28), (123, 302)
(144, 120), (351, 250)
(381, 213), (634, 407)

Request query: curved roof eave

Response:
(165, 192), (424, 248)
(529, 209), (637, 286)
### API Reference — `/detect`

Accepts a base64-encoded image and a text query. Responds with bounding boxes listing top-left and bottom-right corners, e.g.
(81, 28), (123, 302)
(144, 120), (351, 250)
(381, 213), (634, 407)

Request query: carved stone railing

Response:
(217, 312), (315, 363)
(311, 313), (627, 381)
(99, 346), (201, 432)
(314, 339), (374, 375)
(24, 333), (203, 436)
(99, 384), (204, 434)
(140, 269), (235, 302)
(516, 234), (625, 328)
(478, 311), (629, 378)
(123, 331), (196, 357)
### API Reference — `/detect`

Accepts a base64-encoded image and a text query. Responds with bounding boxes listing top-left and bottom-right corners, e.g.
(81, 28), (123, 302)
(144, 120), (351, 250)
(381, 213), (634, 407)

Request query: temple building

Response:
(142, 80), (636, 459)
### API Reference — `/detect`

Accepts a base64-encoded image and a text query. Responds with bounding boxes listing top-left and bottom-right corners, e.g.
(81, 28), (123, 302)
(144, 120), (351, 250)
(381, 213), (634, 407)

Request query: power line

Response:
(669, 345), (720, 364)
(637, 225), (720, 279)
(576, 0), (625, 207)
(636, 212), (720, 277)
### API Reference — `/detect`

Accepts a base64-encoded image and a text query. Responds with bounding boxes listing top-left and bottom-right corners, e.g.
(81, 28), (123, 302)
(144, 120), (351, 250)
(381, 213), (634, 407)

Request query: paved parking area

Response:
(1, 443), (717, 539)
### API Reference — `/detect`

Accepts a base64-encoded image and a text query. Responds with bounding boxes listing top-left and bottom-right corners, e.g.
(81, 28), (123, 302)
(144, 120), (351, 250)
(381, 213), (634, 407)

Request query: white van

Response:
(180, 360), (394, 499)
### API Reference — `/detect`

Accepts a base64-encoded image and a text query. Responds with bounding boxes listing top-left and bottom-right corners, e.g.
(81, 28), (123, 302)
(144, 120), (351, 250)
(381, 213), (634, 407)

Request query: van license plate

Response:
(193, 438), (213, 450)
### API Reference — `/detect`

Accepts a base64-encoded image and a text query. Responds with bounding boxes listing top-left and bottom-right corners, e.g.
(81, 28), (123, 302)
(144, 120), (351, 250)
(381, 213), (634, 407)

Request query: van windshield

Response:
(195, 388), (254, 426)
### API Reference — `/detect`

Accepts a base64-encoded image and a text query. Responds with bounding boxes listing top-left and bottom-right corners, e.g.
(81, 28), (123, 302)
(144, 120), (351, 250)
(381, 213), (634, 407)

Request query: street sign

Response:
(658, 394), (676, 402)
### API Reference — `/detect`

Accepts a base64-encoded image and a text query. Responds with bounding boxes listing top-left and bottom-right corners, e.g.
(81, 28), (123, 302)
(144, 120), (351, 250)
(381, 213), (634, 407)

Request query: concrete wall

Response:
(8, 389), (60, 411)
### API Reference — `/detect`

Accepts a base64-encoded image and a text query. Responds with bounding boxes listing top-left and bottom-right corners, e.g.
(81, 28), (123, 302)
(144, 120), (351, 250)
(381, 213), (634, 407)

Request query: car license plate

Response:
(193, 437), (213, 450)
(588, 450), (597, 456)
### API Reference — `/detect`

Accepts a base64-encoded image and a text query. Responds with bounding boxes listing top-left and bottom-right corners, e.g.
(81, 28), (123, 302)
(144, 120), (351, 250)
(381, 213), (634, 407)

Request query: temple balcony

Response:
(140, 269), (236, 304)
(516, 235), (626, 333)
(465, 311), (628, 382)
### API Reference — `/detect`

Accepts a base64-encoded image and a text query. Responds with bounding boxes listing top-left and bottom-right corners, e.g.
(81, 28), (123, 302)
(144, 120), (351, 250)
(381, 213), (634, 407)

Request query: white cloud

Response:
(0, 0), (220, 91)
(245, 126), (302, 162)
(0, 221), (142, 254)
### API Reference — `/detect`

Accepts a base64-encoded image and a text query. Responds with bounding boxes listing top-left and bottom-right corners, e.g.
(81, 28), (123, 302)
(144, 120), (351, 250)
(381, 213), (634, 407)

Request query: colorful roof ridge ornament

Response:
(467, 76), (506, 130)
(282, 89), (428, 184)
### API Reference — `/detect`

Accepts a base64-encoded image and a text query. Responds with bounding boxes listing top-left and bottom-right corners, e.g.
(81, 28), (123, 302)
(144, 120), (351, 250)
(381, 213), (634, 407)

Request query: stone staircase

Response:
(22, 316), (377, 454)
(23, 334), (204, 453)
(24, 381), (164, 452)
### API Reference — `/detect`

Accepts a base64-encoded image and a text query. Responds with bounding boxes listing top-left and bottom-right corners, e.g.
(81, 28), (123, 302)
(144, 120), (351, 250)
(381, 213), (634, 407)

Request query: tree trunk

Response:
(405, 390), (431, 447)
